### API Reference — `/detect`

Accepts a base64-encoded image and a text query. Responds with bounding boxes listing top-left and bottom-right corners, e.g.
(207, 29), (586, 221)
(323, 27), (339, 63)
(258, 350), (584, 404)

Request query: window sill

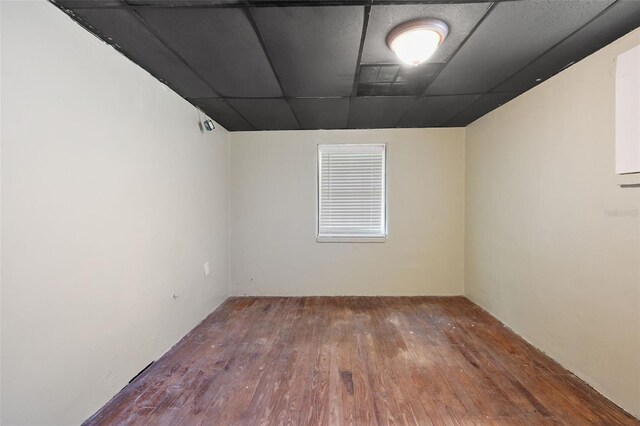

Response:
(316, 236), (387, 243)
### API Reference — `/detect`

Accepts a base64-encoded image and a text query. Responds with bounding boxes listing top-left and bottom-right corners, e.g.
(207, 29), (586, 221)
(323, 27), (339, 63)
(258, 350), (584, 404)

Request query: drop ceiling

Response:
(53, 0), (640, 131)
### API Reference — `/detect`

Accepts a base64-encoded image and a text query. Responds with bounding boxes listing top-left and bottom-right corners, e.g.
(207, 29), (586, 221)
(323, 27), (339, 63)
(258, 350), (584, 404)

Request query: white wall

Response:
(0, 2), (4, 423)
(0, 2), (230, 424)
(0, 0), (2, 422)
(465, 28), (640, 417)
(230, 128), (465, 296)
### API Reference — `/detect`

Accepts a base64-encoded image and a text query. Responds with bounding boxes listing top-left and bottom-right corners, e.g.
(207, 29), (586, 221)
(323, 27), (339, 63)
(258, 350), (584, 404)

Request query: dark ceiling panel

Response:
(252, 6), (363, 97)
(250, 0), (368, 5)
(399, 94), (481, 127)
(127, 0), (241, 5)
(348, 97), (415, 128)
(291, 98), (350, 129)
(445, 92), (519, 127)
(137, 8), (282, 97)
(357, 64), (398, 96)
(390, 63), (441, 95)
(425, 0), (615, 95)
(495, 0), (640, 93)
(70, 9), (218, 98)
(362, 3), (490, 65)
(52, 0), (640, 131)
(54, 0), (123, 6)
(192, 98), (254, 131)
(356, 63), (441, 96)
(228, 99), (300, 130)
(375, 0), (494, 2)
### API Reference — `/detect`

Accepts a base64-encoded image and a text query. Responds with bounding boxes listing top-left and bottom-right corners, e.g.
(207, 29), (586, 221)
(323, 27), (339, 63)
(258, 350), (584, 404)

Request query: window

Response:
(317, 144), (387, 242)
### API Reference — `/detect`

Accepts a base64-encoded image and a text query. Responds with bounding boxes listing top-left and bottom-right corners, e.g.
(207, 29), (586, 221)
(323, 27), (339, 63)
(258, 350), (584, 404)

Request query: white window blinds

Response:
(318, 144), (386, 239)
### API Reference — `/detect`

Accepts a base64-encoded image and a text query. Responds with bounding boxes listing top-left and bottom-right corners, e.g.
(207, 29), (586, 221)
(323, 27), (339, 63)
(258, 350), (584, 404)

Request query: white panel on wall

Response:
(615, 43), (640, 175)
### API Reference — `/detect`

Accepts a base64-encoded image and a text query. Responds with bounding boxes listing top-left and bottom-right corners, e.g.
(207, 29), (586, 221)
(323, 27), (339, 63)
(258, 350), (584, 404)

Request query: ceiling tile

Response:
(54, 0), (124, 6)
(356, 63), (439, 96)
(55, 0), (640, 131)
(138, 8), (282, 97)
(252, 6), (363, 97)
(389, 63), (440, 95)
(386, 83), (421, 96)
(425, 0), (615, 95)
(399, 94), (481, 127)
(127, 0), (241, 5)
(357, 64), (393, 95)
(362, 3), (490, 65)
(446, 92), (519, 127)
(376, 64), (399, 82)
(291, 98), (350, 129)
(192, 98), (254, 131)
(227, 99), (300, 130)
(70, 9), (218, 98)
(251, 0), (367, 3)
(375, 0), (493, 2)
(359, 65), (380, 84)
(348, 97), (415, 129)
(495, 0), (640, 93)
(371, 83), (392, 96)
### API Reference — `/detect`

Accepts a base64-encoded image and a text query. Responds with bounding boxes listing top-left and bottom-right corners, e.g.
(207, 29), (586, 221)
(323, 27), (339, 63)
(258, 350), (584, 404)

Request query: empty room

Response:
(1, 0), (639, 424)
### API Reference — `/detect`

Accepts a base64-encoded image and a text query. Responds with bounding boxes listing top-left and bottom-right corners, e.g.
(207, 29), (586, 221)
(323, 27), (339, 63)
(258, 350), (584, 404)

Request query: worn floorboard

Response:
(84, 297), (638, 425)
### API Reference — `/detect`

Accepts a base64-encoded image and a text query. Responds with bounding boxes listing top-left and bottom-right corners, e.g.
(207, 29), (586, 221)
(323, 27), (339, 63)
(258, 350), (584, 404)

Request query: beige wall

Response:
(465, 28), (640, 417)
(1, 2), (229, 424)
(2, 0), (638, 422)
(230, 128), (465, 296)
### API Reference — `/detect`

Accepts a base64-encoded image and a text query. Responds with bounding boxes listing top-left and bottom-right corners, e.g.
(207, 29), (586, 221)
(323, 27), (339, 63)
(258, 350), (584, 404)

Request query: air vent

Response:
(356, 63), (442, 97)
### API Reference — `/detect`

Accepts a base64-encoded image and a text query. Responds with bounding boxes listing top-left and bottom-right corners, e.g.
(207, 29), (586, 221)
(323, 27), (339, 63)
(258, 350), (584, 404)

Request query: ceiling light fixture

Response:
(387, 19), (449, 66)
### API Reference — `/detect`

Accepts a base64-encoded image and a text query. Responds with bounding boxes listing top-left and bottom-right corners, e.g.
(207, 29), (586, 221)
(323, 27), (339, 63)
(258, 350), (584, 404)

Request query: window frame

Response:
(316, 143), (388, 243)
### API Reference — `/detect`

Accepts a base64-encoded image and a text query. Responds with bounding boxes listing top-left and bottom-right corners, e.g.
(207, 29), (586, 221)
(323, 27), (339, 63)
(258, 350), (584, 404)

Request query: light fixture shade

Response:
(387, 19), (449, 66)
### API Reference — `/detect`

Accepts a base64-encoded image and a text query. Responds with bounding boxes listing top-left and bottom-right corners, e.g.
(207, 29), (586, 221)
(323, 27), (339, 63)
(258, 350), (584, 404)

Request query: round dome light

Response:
(387, 19), (449, 66)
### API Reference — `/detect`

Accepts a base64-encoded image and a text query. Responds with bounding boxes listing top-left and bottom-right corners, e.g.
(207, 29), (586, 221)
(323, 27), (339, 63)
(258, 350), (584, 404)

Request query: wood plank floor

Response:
(85, 297), (638, 425)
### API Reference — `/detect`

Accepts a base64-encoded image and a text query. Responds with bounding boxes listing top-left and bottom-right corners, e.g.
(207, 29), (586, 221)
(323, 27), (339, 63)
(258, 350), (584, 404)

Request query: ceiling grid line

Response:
(243, 4), (304, 129)
(128, 8), (257, 129)
(188, 92), (517, 102)
(418, 1), (497, 97)
(54, 8), (197, 98)
(51, 0), (640, 131)
(387, 67), (404, 95)
(55, 3), (255, 130)
(60, 0), (526, 9)
(347, 2), (373, 128)
(443, 0), (623, 127)
(391, 1), (497, 128)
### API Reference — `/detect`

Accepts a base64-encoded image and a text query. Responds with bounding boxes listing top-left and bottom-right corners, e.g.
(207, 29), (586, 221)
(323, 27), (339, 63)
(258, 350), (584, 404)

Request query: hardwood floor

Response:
(84, 297), (638, 425)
